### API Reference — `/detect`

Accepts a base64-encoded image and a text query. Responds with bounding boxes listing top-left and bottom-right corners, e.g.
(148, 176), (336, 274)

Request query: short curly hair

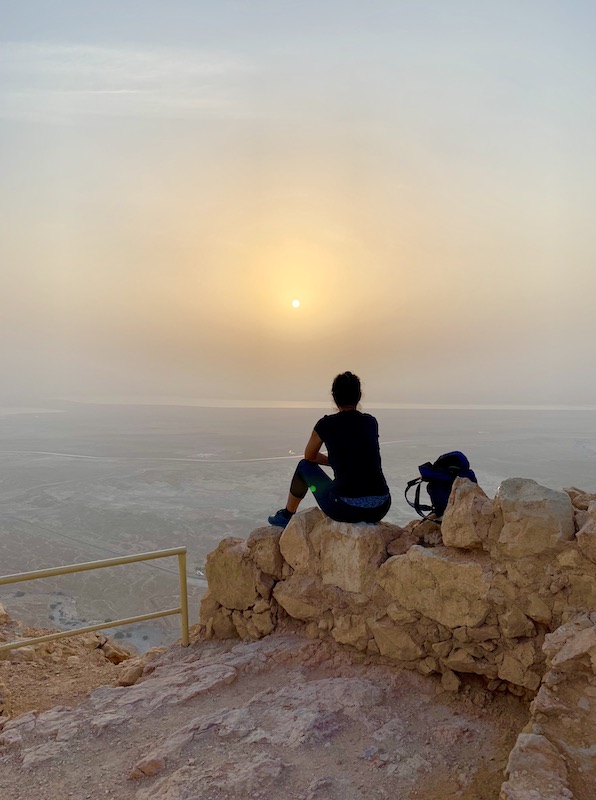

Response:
(331, 372), (361, 407)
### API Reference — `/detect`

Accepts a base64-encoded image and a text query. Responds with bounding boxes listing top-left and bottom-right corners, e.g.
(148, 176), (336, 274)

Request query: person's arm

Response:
(304, 430), (329, 465)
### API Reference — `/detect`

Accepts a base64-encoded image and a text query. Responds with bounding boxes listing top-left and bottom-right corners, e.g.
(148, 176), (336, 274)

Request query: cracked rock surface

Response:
(0, 633), (528, 800)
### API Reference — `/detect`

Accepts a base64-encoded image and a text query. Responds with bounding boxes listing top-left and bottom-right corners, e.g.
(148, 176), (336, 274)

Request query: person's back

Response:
(315, 409), (388, 498)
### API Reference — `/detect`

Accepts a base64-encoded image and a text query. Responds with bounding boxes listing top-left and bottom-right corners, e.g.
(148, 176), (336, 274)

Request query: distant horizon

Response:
(36, 395), (596, 412)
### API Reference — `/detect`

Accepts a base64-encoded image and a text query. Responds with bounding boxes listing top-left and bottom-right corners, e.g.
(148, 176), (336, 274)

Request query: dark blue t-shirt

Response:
(314, 410), (389, 498)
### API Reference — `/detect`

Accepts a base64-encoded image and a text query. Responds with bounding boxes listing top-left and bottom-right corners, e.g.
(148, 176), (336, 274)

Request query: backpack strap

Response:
(405, 477), (433, 517)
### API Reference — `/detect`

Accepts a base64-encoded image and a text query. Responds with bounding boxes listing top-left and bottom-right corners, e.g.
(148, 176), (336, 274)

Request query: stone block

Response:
(443, 648), (477, 673)
(247, 527), (285, 579)
(521, 592), (552, 625)
(442, 478), (501, 549)
(272, 575), (332, 621)
(331, 614), (369, 650)
(497, 641), (541, 690)
(563, 486), (596, 511)
(495, 478), (575, 558)
(440, 668), (461, 692)
(376, 546), (492, 629)
(279, 508), (324, 575)
(250, 610), (275, 638)
(432, 640), (452, 658)
(0, 679), (11, 716)
(320, 521), (387, 594)
(386, 531), (420, 556)
(498, 606), (535, 638)
(501, 733), (569, 800)
(212, 608), (238, 640)
(566, 573), (596, 613)
(205, 538), (260, 611)
(199, 590), (220, 624)
(576, 516), (596, 564)
(367, 618), (423, 661)
(549, 626), (596, 670)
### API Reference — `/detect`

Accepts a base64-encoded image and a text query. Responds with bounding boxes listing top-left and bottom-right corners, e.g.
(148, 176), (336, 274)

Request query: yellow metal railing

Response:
(0, 547), (190, 653)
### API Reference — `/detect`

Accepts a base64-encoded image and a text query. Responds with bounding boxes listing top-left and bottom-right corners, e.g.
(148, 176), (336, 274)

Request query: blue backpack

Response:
(405, 451), (477, 522)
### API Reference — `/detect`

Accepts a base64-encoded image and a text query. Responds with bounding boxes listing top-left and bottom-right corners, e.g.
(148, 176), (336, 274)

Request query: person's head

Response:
(331, 371), (362, 409)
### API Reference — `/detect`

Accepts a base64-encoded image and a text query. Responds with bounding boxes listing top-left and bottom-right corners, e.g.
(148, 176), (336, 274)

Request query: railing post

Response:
(178, 550), (190, 646)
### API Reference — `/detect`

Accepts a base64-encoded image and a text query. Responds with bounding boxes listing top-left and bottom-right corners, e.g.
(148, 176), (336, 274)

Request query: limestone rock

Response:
(280, 510), (391, 594)
(303, 776), (365, 800)
(443, 648), (479, 673)
(543, 617), (596, 671)
(521, 592), (553, 625)
(517, 615), (596, 799)
(495, 478), (575, 559)
(442, 478), (501, 549)
(576, 515), (596, 564)
(231, 610), (257, 640)
(129, 754), (166, 778)
(279, 507), (324, 575)
(386, 531), (420, 556)
(99, 640), (131, 665)
(501, 733), (570, 800)
(468, 625), (500, 641)
(565, 571), (596, 614)
(377, 546), (492, 629)
(319, 520), (387, 594)
(497, 641), (542, 691)
(200, 589), (240, 640)
(402, 517), (444, 546)
(136, 754), (286, 797)
(199, 590), (221, 623)
(255, 570), (275, 600)
(250, 610), (275, 637)
(132, 672), (385, 783)
(367, 618), (423, 661)
(273, 574), (334, 621)
(440, 668), (461, 693)
(247, 526), (285, 579)
(331, 613), (370, 650)
(212, 607), (238, 639)
(0, 679), (10, 716)
(196, 482), (595, 701)
(117, 659), (145, 687)
(432, 640), (453, 658)
(574, 508), (589, 532)
(386, 603), (419, 625)
(79, 633), (102, 651)
(498, 606), (535, 639)
(205, 537), (260, 610)
(563, 486), (596, 511)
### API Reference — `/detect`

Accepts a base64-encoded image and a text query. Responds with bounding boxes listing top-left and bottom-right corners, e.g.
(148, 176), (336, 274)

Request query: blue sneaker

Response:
(268, 508), (294, 528)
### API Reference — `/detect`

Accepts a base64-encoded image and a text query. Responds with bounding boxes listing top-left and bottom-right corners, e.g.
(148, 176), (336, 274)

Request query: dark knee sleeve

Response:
(289, 467), (308, 499)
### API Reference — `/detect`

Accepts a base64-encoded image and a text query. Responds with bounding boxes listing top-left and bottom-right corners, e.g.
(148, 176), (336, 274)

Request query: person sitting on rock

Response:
(268, 372), (391, 528)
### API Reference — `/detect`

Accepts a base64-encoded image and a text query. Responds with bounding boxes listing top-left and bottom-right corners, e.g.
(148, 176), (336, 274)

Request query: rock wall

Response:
(501, 613), (596, 800)
(199, 477), (596, 799)
(200, 478), (596, 697)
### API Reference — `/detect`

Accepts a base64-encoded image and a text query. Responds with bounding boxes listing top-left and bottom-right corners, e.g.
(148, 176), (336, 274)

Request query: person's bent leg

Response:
(287, 459), (332, 511)
(286, 460), (308, 512)
(269, 459), (333, 527)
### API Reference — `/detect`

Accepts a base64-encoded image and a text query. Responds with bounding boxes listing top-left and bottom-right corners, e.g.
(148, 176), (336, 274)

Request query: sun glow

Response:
(291, 299), (301, 308)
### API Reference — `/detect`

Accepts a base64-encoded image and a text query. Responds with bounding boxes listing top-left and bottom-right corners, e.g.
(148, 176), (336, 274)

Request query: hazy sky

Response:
(2, 1), (595, 405)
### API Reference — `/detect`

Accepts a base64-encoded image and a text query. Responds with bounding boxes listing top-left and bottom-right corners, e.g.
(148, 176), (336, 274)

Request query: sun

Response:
(291, 299), (301, 308)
